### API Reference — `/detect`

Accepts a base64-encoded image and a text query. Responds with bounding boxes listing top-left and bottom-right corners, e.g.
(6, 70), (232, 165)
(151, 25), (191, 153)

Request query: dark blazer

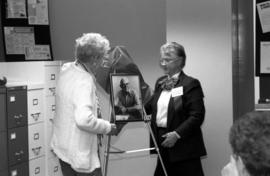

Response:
(145, 71), (207, 162)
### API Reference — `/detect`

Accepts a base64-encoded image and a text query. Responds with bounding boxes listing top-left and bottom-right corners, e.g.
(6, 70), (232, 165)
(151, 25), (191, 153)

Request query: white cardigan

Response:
(50, 62), (111, 173)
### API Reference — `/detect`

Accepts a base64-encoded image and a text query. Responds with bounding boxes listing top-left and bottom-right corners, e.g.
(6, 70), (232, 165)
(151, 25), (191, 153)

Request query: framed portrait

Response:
(110, 73), (144, 123)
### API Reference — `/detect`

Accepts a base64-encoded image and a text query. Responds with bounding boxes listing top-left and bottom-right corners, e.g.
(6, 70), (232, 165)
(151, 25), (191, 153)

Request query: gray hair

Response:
(75, 33), (110, 63)
(160, 42), (186, 67)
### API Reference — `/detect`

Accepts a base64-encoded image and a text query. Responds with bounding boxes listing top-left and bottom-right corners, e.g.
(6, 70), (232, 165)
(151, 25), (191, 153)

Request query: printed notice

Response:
(28, 0), (49, 25)
(257, 1), (270, 33)
(260, 41), (270, 73)
(25, 45), (51, 60)
(4, 27), (35, 55)
(6, 0), (27, 19)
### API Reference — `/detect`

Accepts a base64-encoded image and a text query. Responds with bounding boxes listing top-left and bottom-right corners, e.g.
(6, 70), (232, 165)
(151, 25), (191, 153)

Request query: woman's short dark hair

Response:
(229, 111), (270, 175)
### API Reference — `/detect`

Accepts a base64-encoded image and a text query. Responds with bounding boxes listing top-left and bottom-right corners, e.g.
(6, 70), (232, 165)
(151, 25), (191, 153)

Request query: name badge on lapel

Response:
(172, 86), (183, 97)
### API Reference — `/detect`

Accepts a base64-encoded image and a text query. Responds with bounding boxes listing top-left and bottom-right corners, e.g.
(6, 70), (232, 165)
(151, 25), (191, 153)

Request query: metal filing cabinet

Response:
(44, 64), (62, 176)
(5, 85), (29, 176)
(3, 61), (63, 176)
(27, 85), (45, 176)
(0, 87), (8, 175)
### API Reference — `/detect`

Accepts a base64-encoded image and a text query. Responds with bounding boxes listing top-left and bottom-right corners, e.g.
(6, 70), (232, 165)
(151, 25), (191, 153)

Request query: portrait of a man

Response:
(110, 74), (143, 122)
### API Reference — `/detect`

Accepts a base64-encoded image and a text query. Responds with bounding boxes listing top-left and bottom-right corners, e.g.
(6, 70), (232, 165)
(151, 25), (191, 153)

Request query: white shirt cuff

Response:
(173, 131), (181, 139)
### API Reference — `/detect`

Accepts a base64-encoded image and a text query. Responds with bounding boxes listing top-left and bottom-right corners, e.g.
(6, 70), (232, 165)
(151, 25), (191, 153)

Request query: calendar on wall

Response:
(0, 0), (53, 61)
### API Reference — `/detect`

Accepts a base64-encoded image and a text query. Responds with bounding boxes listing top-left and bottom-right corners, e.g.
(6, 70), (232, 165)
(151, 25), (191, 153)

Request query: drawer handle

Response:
(34, 132), (40, 140)
(35, 166), (40, 174)
(9, 96), (16, 103)
(51, 105), (56, 112)
(31, 113), (41, 121)
(11, 169), (17, 176)
(15, 150), (24, 161)
(32, 146), (41, 156)
(54, 165), (59, 172)
(33, 98), (39, 106)
(49, 87), (56, 95)
(14, 114), (23, 125)
(51, 74), (56, 80)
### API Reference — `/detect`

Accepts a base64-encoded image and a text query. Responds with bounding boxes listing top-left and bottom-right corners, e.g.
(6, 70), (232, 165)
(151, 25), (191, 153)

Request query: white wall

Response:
(166, 1), (233, 176)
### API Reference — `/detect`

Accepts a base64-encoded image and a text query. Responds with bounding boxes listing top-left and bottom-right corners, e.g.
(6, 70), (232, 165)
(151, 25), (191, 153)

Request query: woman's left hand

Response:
(161, 131), (179, 148)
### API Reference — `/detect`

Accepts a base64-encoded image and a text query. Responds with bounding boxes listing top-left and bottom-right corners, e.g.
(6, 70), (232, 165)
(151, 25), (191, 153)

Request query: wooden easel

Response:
(102, 108), (168, 176)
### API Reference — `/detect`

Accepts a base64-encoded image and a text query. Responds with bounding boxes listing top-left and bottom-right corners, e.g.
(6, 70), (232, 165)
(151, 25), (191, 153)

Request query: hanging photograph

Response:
(110, 73), (143, 123)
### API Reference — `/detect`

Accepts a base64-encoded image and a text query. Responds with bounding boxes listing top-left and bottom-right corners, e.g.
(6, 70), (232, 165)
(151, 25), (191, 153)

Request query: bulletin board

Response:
(0, 0), (53, 61)
(255, 0), (270, 75)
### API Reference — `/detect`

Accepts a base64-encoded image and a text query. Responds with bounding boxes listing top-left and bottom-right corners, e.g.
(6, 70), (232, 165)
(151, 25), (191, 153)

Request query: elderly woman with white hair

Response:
(51, 33), (118, 176)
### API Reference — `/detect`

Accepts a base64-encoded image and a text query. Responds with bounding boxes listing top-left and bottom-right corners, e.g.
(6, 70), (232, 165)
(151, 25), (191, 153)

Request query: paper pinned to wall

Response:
(28, 0), (49, 25)
(6, 0), (27, 19)
(257, 1), (270, 33)
(4, 27), (35, 55)
(260, 41), (270, 73)
(25, 45), (51, 60)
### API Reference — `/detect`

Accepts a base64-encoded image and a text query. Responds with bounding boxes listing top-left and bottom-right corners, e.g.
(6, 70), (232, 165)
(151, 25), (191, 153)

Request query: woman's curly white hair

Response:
(75, 33), (110, 62)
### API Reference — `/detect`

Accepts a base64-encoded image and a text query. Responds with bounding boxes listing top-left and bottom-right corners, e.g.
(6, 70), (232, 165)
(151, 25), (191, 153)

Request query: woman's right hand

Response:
(107, 123), (118, 135)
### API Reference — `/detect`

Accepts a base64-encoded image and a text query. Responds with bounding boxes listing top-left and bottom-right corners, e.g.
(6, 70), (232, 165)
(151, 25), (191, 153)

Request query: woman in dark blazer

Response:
(145, 42), (207, 176)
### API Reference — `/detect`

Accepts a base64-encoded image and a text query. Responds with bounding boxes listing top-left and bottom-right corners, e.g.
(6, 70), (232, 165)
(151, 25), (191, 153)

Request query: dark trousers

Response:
(154, 128), (204, 176)
(59, 159), (102, 176)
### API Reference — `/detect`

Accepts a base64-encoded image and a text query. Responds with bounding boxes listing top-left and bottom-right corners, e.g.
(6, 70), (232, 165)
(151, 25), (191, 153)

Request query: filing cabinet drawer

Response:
(8, 126), (29, 166)
(28, 123), (45, 160)
(46, 96), (56, 120)
(28, 89), (44, 125)
(45, 83), (56, 97)
(45, 65), (60, 96)
(29, 157), (45, 176)
(0, 88), (6, 132)
(0, 132), (8, 172)
(45, 66), (59, 85)
(7, 87), (28, 128)
(9, 162), (29, 176)
(48, 157), (62, 176)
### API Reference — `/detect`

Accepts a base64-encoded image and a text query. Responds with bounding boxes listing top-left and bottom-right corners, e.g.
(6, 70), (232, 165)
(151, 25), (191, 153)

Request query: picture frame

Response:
(110, 73), (144, 123)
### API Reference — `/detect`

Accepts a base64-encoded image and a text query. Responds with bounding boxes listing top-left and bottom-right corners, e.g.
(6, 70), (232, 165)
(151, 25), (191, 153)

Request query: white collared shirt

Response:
(156, 72), (180, 128)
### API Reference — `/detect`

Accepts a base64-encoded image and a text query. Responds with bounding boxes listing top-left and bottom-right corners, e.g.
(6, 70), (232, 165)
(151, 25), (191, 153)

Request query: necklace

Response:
(75, 59), (88, 72)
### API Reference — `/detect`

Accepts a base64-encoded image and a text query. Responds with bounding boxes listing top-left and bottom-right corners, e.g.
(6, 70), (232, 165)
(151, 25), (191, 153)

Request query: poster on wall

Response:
(6, 0), (27, 19)
(25, 45), (51, 60)
(1, 0), (53, 61)
(257, 1), (270, 33)
(260, 41), (270, 73)
(4, 27), (35, 54)
(28, 0), (49, 25)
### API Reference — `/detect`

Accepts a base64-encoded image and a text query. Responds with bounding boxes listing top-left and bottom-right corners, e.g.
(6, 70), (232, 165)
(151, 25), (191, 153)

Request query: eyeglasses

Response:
(159, 58), (179, 65)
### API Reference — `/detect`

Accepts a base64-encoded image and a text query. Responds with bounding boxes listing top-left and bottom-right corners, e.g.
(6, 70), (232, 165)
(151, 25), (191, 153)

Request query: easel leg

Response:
(103, 135), (111, 176)
(146, 121), (168, 176)
(103, 121), (168, 176)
